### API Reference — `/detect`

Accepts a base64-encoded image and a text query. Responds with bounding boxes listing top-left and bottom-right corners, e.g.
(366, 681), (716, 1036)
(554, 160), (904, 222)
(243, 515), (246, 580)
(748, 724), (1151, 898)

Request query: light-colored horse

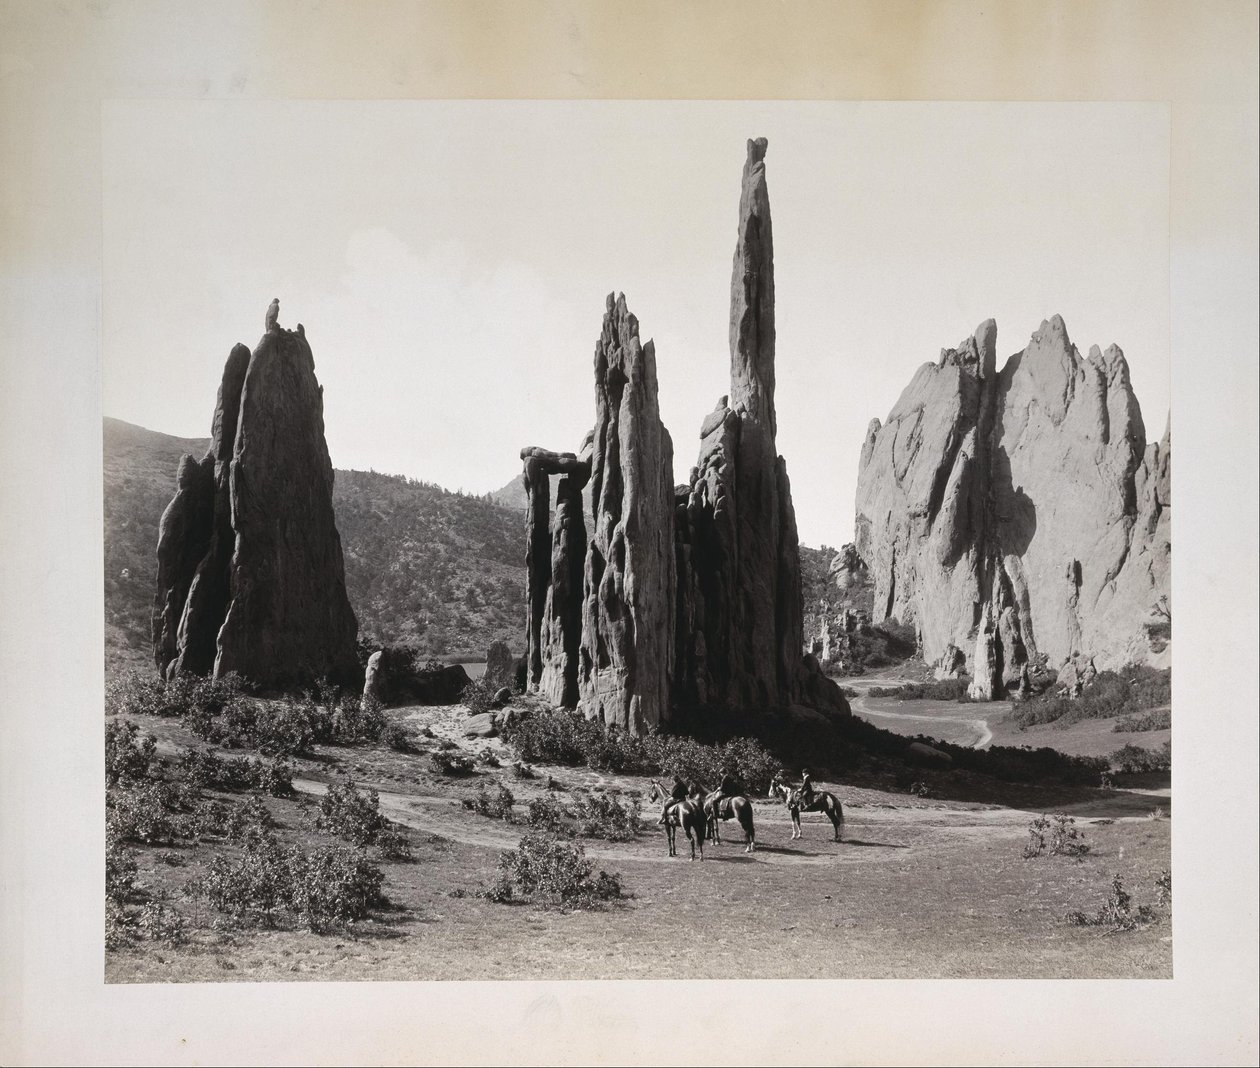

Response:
(769, 774), (845, 841)
(647, 780), (706, 860)
(701, 788), (756, 853)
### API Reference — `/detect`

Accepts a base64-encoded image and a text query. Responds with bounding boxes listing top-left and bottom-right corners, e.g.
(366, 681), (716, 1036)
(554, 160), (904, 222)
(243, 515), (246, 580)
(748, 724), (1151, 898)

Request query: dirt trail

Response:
(844, 674), (999, 748)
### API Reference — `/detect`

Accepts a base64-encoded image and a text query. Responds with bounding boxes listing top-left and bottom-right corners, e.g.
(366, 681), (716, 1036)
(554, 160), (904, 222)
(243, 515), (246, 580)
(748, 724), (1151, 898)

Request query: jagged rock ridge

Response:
(855, 314), (1170, 688)
(153, 323), (360, 689)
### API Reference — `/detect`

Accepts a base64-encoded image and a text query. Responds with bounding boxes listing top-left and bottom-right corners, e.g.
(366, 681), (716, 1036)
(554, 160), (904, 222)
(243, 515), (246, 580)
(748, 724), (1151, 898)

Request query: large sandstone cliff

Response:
(855, 314), (1170, 690)
(153, 324), (360, 689)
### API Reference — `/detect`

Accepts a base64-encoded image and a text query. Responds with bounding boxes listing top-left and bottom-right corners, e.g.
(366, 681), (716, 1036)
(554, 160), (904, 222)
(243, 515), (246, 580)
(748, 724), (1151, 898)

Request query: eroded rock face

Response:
(674, 138), (826, 715)
(483, 640), (516, 690)
(152, 328), (360, 689)
(521, 446), (591, 707)
(578, 294), (676, 733)
(856, 314), (1171, 689)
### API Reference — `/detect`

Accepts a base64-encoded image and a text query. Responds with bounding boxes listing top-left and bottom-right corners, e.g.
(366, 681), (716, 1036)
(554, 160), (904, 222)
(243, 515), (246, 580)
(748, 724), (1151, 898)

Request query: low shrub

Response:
(315, 779), (410, 859)
(500, 711), (780, 794)
(1023, 813), (1090, 858)
(105, 719), (157, 787)
(1113, 708), (1171, 733)
(108, 781), (188, 844)
(177, 747), (293, 796)
(225, 795), (274, 845)
(483, 830), (624, 909)
(317, 779), (385, 847)
(1109, 741), (1171, 774)
(868, 678), (972, 702)
(1155, 869), (1172, 909)
(463, 782), (515, 820)
(1048, 813), (1090, 857)
(380, 720), (416, 752)
(429, 750), (476, 777)
(461, 674), (501, 716)
(1012, 666), (1171, 729)
(568, 792), (641, 842)
(1065, 873), (1157, 931)
(105, 828), (138, 903)
(188, 834), (385, 931)
(525, 794), (567, 833)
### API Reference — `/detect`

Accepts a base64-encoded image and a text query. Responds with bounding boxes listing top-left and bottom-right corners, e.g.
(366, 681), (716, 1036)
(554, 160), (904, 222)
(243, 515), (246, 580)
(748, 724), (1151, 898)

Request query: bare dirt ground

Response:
(106, 698), (1173, 982)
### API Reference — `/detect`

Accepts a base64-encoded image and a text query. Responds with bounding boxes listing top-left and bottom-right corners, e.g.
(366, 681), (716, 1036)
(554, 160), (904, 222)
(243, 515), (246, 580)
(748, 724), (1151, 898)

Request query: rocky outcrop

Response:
(855, 314), (1171, 690)
(483, 640), (517, 691)
(152, 326), (360, 689)
(521, 446), (591, 707)
(674, 138), (836, 715)
(578, 294), (676, 733)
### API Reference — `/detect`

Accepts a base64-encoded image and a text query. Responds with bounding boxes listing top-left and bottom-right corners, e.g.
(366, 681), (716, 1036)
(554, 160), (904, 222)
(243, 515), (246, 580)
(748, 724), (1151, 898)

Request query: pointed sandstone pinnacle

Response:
(673, 137), (846, 717)
(578, 293), (676, 733)
(856, 313), (1170, 688)
(153, 325), (360, 689)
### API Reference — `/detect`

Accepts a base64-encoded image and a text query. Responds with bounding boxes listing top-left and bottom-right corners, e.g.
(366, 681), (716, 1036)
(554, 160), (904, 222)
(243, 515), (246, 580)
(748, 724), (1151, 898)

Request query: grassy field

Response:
(105, 700), (1173, 982)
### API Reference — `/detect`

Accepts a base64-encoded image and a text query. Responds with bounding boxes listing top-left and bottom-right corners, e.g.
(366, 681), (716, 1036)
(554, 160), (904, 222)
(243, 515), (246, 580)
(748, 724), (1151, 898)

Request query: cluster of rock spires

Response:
(521, 138), (848, 733)
(152, 313), (360, 690)
(853, 315), (1171, 696)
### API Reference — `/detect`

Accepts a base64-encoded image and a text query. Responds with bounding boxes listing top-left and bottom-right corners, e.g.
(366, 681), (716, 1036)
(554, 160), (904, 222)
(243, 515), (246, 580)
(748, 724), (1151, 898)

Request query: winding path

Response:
(844, 677), (998, 748)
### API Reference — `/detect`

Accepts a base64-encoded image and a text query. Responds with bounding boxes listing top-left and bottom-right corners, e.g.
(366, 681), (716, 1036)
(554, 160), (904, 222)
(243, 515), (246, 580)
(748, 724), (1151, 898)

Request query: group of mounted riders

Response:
(648, 767), (845, 860)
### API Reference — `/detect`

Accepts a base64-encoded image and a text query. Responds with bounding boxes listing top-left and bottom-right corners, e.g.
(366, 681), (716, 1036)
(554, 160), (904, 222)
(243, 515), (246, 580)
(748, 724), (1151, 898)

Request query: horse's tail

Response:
(737, 798), (755, 841)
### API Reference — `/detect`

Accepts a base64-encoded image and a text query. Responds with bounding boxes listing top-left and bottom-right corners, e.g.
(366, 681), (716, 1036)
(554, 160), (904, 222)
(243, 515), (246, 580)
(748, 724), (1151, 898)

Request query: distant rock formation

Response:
(855, 314), (1170, 690)
(578, 295), (676, 733)
(153, 326), (360, 689)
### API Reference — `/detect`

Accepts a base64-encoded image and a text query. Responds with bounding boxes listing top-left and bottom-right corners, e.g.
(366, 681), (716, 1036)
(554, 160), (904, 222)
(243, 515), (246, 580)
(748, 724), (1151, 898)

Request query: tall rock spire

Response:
(579, 293), (676, 733)
(153, 324), (360, 689)
(674, 138), (842, 715)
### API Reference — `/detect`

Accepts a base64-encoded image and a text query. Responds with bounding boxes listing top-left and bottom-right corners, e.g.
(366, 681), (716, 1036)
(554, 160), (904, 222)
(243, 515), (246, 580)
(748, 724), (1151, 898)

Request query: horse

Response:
(647, 779), (706, 860)
(701, 788), (756, 853)
(769, 773), (845, 841)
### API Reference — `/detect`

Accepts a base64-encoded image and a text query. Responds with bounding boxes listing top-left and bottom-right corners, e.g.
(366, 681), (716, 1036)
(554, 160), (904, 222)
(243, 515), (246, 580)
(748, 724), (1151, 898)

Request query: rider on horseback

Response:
(657, 775), (690, 825)
(799, 768), (816, 808)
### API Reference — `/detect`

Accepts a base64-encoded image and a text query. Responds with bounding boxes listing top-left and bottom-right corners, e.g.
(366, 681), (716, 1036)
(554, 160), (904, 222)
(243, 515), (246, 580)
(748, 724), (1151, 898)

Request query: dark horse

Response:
(769, 774), (845, 841)
(701, 787), (757, 853)
(648, 779), (706, 860)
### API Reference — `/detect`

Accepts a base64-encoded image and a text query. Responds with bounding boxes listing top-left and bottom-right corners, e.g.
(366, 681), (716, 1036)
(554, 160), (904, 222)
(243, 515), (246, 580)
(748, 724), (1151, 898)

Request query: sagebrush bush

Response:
(525, 794), (567, 833)
(1113, 708), (1171, 733)
(380, 720), (416, 752)
(1155, 869), (1172, 909)
(429, 750), (476, 776)
(1065, 873), (1157, 931)
(108, 781), (190, 843)
(1109, 741), (1172, 774)
(188, 834), (385, 931)
(1023, 813), (1090, 858)
(568, 792), (640, 842)
(463, 782), (515, 820)
(484, 830), (624, 909)
(500, 710), (780, 794)
(868, 678), (972, 702)
(105, 719), (157, 786)
(1013, 666), (1171, 729)
(462, 674), (501, 716)
(317, 779), (385, 846)
(177, 747), (293, 796)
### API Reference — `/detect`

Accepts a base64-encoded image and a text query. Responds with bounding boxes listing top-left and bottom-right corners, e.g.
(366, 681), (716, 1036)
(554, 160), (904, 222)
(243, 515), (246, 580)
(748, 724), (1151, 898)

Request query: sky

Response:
(102, 99), (1170, 549)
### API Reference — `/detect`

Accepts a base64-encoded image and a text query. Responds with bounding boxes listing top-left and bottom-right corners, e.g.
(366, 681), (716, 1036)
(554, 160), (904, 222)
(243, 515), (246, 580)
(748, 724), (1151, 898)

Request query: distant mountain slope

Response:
(105, 417), (839, 675)
(103, 418), (527, 670)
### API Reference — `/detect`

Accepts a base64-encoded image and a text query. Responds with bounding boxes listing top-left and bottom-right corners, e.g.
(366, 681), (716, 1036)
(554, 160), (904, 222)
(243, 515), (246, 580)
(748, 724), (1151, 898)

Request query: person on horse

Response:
(657, 775), (691, 825)
(799, 768), (816, 808)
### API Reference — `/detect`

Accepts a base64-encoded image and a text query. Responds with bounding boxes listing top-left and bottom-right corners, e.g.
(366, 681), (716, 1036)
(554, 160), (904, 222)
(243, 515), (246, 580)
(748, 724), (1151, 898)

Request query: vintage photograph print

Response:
(101, 99), (1173, 982)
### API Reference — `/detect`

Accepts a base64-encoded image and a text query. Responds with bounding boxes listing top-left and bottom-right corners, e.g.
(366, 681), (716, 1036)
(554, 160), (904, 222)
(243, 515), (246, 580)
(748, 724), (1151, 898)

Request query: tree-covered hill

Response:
(104, 417), (841, 675)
